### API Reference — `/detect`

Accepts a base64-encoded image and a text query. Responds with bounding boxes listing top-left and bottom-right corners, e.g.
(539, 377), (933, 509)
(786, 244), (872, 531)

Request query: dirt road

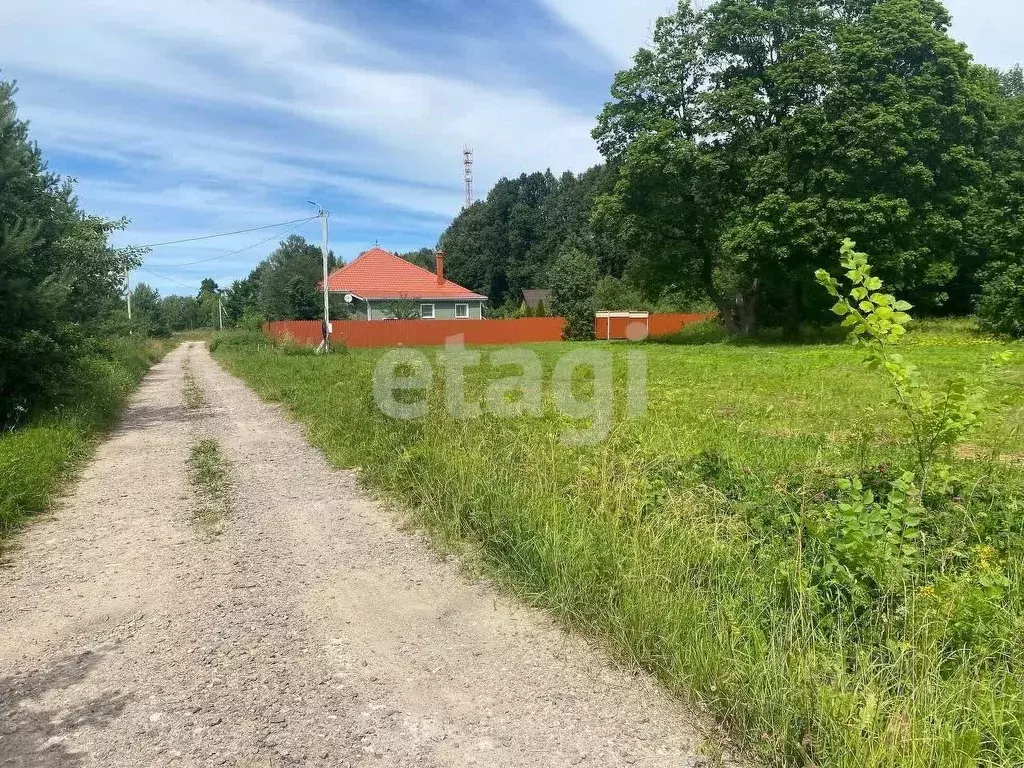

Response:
(0, 342), (729, 767)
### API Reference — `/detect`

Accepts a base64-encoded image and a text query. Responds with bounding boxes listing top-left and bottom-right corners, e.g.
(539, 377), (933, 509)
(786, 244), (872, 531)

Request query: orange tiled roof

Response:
(323, 247), (486, 301)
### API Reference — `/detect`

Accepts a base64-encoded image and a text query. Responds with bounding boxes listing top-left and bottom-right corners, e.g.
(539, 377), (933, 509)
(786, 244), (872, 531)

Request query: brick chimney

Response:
(435, 249), (445, 284)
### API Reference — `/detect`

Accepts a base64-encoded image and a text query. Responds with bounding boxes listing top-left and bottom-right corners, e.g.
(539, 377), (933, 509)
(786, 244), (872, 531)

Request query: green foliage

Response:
(379, 299), (422, 320)
(647, 317), (727, 345)
(439, 166), (628, 309)
(0, 79), (143, 422)
(208, 329), (328, 357)
(256, 235), (333, 321)
(977, 264), (1024, 338)
(998, 65), (1024, 98)
(549, 246), (598, 340)
(221, 264), (264, 326)
(593, 0), (1014, 334)
(130, 283), (169, 337)
(398, 247), (436, 271)
(805, 472), (924, 601)
(816, 240), (1010, 491)
(594, 274), (647, 311)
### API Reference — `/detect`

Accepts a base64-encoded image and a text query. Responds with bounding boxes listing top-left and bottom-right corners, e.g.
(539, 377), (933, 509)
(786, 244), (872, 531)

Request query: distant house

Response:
(323, 247), (487, 321)
(521, 289), (552, 312)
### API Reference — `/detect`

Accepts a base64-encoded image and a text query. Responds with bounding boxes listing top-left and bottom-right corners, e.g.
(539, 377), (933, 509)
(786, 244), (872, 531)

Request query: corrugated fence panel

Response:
(264, 318), (565, 348)
(648, 313), (715, 337)
(264, 313), (714, 348)
(594, 313), (715, 340)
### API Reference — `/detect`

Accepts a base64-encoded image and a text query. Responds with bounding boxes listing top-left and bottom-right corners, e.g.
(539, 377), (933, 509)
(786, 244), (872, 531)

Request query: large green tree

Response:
(257, 235), (336, 321)
(593, 0), (1003, 335)
(130, 283), (167, 337)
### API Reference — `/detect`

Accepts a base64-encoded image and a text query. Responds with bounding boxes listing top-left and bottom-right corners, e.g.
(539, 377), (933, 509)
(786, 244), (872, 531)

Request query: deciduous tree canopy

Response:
(592, 0), (1023, 335)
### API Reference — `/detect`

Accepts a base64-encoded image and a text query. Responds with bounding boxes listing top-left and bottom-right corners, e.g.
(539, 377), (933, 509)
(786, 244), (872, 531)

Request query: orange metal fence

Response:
(265, 318), (565, 349)
(595, 313), (715, 340)
(263, 313), (714, 349)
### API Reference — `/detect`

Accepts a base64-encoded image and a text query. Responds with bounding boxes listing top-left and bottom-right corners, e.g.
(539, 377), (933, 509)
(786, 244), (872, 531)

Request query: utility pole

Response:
(125, 269), (133, 334)
(308, 201), (331, 353)
(218, 296), (224, 331)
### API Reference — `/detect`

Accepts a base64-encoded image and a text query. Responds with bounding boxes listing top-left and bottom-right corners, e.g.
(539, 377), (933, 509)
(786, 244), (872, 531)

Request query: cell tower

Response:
(462, 145), (474, 210)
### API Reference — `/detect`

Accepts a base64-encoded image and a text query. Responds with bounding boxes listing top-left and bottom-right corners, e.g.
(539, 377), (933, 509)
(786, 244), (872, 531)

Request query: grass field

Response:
(213, 321), (1024, 768)
(0, 336), (174, 546)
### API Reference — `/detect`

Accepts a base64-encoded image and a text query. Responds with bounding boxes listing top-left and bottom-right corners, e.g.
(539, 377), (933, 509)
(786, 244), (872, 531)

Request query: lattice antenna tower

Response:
(462, 145), (474, 210)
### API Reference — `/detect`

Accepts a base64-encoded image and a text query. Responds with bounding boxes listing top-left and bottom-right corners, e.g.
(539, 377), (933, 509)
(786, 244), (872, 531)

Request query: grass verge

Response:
(212, 324), (1024, 768)
(182, 358), (206, 411)
(0, 336), (175, 548)
(186, 437), (231, 537)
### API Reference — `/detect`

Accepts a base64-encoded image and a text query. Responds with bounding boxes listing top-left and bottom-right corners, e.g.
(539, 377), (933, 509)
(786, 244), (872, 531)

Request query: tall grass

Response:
(0, 336), (173, 542)
(213, 327), (1024, 767)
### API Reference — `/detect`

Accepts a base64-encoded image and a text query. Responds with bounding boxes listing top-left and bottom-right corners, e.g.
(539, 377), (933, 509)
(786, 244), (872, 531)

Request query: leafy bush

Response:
(977, 264), (1024, 338)
(817, 240), (1011, 493)
(647, 318), (727, 345)
(594, 274), (647, 311)
(549, 245), (598, 340)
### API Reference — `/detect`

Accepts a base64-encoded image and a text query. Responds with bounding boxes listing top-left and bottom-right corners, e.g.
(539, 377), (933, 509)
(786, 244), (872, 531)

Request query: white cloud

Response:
(541, 0), (677, 65)
(7, 0), (601, 191)
(944, 0), (1024, 68)
(545, 0), (1023, 70)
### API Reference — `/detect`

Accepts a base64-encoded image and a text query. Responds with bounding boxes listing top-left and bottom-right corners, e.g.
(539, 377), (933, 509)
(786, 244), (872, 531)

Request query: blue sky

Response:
(2, 0), (1020, 296)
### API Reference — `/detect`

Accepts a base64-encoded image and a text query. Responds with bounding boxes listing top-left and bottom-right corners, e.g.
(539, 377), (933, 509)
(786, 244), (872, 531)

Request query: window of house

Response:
(420, 303), (435, 319)
(455, 303), (469, 319)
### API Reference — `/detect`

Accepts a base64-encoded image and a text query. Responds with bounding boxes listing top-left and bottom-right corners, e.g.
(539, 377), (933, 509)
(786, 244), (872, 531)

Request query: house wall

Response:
(364, 300), (483, 321)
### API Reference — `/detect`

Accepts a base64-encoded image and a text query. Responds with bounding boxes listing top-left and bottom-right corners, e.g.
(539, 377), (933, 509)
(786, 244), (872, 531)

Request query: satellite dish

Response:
(344, 294), (353, 304)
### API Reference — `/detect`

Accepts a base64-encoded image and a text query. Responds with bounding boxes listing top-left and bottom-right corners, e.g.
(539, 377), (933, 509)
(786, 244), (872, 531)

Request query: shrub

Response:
(816, 239), (1011, 494)
(549, 245), (598, 340)
(594, 274), (647, 311)
(977, 263), (1024, 338)
(648, 318), (728, 345)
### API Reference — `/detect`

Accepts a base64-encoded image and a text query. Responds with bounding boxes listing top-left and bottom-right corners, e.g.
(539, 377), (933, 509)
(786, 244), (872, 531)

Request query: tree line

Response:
(138, 0), (1024, 342)
(438, 0), (1024, 338)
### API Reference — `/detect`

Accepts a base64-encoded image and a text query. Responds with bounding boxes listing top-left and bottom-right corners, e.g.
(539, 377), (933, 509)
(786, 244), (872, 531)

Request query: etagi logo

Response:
(373, 335), (647, 446)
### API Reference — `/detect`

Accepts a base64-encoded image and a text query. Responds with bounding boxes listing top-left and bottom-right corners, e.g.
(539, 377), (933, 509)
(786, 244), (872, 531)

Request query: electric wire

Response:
(136, 267), (196, 290)
(138, 216), (316, 249)
(143, 218), (313, 269)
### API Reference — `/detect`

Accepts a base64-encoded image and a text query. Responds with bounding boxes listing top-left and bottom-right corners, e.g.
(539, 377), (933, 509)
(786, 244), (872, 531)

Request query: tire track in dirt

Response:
(0, 341), (737, 767)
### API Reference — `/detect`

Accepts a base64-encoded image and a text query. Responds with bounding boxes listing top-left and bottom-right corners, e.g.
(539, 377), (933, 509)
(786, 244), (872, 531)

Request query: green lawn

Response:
(213, 322), (1024, 768)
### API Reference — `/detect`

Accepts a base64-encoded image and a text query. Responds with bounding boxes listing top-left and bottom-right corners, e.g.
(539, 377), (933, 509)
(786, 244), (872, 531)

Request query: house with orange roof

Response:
(323, 247), (487, 321)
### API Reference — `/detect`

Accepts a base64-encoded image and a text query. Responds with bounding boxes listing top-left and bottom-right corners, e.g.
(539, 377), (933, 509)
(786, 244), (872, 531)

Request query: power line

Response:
(138, 216), (317, 249)
(144, 219), (312, 269)
(136, 267), (196, 290)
